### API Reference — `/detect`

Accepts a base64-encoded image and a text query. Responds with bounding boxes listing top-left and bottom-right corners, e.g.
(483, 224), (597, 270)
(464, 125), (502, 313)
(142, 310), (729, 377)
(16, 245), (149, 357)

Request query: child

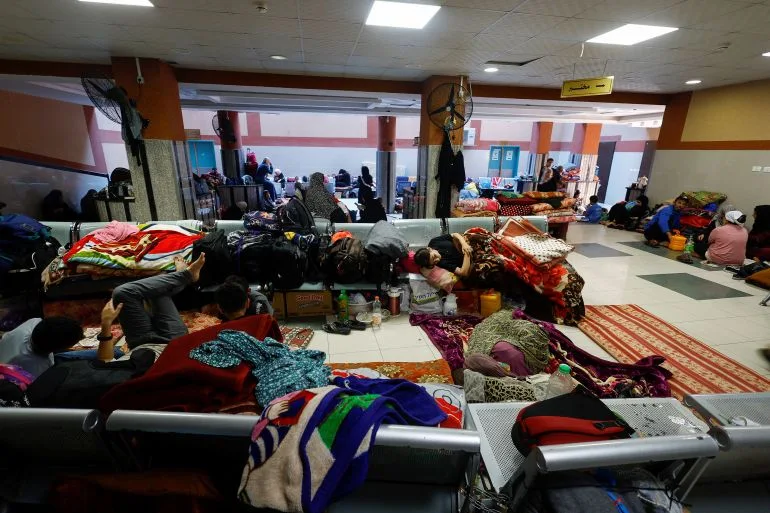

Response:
(583, 195), (603, 223)
(413, 235), (472, 293)
(644, 194), (688, 247)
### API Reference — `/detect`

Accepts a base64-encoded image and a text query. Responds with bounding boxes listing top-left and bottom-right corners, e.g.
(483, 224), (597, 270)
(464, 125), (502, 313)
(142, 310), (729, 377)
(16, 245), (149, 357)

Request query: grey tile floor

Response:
(639, 272), (752, 300)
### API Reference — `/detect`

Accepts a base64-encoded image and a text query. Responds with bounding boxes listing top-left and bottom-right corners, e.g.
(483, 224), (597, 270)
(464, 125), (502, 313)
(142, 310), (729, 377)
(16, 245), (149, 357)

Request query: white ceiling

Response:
(0, 0), (769, 94)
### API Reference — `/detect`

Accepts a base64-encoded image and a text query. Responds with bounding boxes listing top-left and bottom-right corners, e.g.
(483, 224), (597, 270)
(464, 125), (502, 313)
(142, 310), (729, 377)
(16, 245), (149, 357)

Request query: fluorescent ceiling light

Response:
(78, 0), (154, 6)
(270, 55), (287, 60)
(763, 51), (770, 57)
(366, 1), (440, 29)
(685, 79), (702, 85)
(587, 24), (677, 46)
(484, 67), (499, 73)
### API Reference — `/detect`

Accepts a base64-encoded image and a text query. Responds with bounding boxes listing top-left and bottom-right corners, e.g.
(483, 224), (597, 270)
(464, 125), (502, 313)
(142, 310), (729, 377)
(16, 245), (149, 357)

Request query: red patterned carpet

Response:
(579, 304), (770, 399)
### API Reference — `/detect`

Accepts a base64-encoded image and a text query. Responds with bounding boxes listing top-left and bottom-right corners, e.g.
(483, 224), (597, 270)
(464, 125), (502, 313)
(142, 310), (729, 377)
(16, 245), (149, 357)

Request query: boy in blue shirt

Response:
(644, 194), (688, 247)
(584, 195), (604, 223)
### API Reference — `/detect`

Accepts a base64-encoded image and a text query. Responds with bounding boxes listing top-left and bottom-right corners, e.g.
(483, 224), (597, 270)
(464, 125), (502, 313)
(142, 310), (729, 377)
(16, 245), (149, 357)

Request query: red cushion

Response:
(400, 251), (422, 274)
(100, 315), (281, 413)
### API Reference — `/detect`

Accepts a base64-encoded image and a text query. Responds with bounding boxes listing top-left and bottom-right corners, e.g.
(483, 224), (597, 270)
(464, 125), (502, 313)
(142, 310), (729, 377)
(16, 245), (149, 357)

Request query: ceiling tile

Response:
(444, 1), (527, 10)
(575, 0), (684, 22)
(466, 33), (532, 52)
(633, 29), (740, 52)
(303, 53), (351, 66)
(515, 0), (605, 17)
(428, 7), (506, 33)
(543, 18), (623, 42)
(358, 26), (477, 49)
(303, 63), (347, 75)
(638, 0), (751, 28)
(558, 42), (657, 61)
(343, 66), (384, 78)
(379, 68), (430, 80)
(347, 55), (402, 68)
(299, 0), (371, 22)
(694, 4), (770, 34)
(300, 19), (362, 41)
(300, 39), (356, 55)
(507, 37), (575, 55)
(483, 13), (570, 36)
(152, 0), (298, 17)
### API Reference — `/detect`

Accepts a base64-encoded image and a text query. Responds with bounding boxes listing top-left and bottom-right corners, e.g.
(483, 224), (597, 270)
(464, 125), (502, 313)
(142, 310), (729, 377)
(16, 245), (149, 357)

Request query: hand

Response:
(697, 234), (704, 241)
(462, 245), (473, 257)
(101, 300), (124, 327)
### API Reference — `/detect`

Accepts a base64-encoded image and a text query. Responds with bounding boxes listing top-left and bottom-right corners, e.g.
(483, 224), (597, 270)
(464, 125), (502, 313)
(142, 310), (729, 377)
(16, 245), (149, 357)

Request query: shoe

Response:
(676, 254), (693, 264)
(345, 319), (367, 331)
(724, 265), (741, 274)
(732, 274), (745, 280)
(323, 322), (351, 335)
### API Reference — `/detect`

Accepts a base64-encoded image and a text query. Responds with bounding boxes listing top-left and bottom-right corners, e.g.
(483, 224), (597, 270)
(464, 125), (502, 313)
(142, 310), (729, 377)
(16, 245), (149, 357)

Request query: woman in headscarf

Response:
(357, 182), (387, 223)
(304, 172), (350, 222)
(356, 165), (374, 204)
(747, 205), (770, 262)
(694, 210), (748, 265)
(693, 202), (733, 256)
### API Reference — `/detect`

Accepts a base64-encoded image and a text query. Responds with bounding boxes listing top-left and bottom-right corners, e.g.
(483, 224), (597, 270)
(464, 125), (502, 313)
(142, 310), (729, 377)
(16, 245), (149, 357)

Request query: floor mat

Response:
(639, 273), (751, 300)
(617, 241), (724, 271)
(327, 359), (454, 384)
(578, 304), (770, 399)
(572, 243), (632, 258)
(279, 326), (314, 350)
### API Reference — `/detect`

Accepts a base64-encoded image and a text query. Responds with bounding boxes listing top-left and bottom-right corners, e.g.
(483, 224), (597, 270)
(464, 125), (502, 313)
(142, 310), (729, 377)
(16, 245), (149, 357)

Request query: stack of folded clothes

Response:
(524, 191), (577, 224)
(452, 198), (500, 217)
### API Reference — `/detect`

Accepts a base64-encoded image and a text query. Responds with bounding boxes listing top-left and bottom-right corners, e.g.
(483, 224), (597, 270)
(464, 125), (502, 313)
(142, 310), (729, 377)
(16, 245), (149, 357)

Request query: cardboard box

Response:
(272, 292), (286, 320)
(286, 290), (334, 317)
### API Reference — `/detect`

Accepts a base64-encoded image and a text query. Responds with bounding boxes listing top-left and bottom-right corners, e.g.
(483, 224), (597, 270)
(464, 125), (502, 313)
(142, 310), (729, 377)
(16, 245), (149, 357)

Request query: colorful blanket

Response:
(238, 382), (446, 513)
(63, 224), (203, 273)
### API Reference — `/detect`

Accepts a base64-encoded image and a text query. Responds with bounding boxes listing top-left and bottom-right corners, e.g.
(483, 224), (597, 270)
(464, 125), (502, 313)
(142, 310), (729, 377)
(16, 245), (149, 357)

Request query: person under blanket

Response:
(414, 233), (472, 292)
(748, 205), (770, 262)
(214, 275), (274, 319)
(112, 252), (206, 350)
(644, 194), (687, 247)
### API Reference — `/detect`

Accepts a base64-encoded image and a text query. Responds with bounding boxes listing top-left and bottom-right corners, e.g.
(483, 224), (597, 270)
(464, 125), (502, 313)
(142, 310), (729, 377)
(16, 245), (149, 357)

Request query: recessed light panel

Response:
(78, 0), (154, 6)
(685, 79), (702, 85)
(366, 1), (440, 29)
(484, 67), (499, 73)
(587, 24), (678, 46)
(270, 55), (288, 60)
(763, 51), (770, 57)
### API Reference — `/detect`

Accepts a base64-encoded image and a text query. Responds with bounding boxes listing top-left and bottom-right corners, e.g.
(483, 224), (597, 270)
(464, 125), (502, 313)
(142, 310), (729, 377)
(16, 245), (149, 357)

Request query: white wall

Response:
(102, 142), (130, 174)
(648, 149), (770, 229)
(480, 119), (533, 141)
(260, 113), (367, 138)
(605, 152), (643, 204)
(0, 158), (108, 218)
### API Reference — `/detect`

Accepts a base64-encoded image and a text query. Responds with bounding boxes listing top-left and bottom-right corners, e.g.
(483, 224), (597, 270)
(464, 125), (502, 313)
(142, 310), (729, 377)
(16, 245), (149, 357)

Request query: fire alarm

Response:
(254, 3), (268, 13)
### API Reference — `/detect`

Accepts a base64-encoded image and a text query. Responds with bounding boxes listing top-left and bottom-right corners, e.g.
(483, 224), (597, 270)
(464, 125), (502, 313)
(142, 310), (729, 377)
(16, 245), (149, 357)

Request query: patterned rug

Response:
(279, 326), (314, 350)
(578, 304), (770, 399)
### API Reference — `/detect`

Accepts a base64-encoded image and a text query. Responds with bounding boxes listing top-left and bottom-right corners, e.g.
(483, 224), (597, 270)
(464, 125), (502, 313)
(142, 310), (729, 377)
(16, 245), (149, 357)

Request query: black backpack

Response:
(192, 230), (232, 287)
(272, 237), (308, 289)
(278, 198), (317, 235)
(363, 249), (393, 285)
(325, 236), (367, 284)
(228, 231), (276, 286)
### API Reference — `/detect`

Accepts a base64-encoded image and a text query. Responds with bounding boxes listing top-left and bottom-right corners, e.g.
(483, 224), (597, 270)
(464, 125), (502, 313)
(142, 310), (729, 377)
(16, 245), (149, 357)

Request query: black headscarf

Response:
(752, 205), (770, 233)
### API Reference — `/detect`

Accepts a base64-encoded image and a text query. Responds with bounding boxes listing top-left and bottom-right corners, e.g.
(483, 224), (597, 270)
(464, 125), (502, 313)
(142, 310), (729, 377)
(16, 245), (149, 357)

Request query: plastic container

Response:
(337, 289), (349, 323)
(388, 287), (402, 316)
(479, 290), (502, 318)
(372, 296), (382, 328)
(443, 293), (458, 316)
(684, 236), (694, 254)
(669, 234), (686, 251)
(545, 364), (575, 399)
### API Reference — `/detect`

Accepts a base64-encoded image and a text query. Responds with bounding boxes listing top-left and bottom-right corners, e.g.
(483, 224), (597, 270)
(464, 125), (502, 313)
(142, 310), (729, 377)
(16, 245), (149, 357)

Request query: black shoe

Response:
(344, 319), (367, 331)
(323, 322), (351, 335)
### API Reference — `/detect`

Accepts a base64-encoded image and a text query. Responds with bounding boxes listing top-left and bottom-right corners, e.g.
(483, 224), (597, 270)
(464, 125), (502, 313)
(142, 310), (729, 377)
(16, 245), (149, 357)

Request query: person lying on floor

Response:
(414, 233), (472, 293)
(0, 300), (125, 378)
(111, 252), (206, 350)
(692, 210), (748, 265)
(643, 194), (688, 247)
(214, 275), (274, 320)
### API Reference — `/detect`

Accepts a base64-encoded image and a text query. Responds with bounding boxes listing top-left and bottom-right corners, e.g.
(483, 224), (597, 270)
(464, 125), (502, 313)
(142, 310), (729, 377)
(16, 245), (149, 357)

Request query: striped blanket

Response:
(63, 224), (203, 272)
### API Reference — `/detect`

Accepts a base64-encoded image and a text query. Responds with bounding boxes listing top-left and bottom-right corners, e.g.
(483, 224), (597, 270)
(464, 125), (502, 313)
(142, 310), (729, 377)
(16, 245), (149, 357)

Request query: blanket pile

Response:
(238, 379), (446, 513)
(525, 191), (577, 224)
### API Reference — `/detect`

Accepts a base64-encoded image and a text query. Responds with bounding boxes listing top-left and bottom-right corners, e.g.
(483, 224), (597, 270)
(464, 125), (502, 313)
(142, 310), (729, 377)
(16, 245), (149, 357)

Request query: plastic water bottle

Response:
(372, 296), (382, 328)
(684, 236), (694, 254)
(545, 364), (575, 399)
(337, 289), (349, 323)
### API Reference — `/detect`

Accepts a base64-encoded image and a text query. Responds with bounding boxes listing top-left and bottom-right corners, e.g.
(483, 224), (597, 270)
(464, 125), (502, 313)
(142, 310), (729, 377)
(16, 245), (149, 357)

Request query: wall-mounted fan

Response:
(81, 72), (149, 162)
(426, 81), (474, 132)
(212, 113), (237, 144)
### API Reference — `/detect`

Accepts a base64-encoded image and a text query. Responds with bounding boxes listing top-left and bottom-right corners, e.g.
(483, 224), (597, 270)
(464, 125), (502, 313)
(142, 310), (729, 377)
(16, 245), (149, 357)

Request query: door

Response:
(595, 141), (616, 203)
(638, 141), (657, 181)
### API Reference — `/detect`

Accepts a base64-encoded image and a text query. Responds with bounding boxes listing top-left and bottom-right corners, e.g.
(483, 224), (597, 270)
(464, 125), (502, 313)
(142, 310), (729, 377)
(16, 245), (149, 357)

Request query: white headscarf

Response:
(725, 210), (745, 225)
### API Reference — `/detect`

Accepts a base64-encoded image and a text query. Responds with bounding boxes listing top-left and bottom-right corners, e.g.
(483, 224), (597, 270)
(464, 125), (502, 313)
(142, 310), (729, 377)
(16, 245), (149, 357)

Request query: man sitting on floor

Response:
(112, 253), (206, 350)
(644, 194), (688, 248)
(215, 275), (274, 320)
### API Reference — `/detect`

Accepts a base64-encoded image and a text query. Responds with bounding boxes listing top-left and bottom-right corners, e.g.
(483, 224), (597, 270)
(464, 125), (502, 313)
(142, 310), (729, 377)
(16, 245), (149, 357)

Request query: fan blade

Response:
(88, 79), (110, 97)
(451, 109), (465, 122)
(429, 105), (447, 116)
(447, 84), (455, 106)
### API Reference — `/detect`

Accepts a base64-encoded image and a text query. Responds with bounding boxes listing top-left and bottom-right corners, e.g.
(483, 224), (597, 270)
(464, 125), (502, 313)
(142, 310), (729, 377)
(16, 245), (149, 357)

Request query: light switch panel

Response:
(763, 167), (770, 173)
(752, 166), (762, 172)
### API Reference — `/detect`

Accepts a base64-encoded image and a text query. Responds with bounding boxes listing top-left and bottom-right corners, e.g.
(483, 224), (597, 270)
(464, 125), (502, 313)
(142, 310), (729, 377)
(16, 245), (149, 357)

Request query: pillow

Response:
(524, 191), (566, 199)
(531, 203), (554, 213)
(746, 268), (770, 290)
(560, 198), (576, 208)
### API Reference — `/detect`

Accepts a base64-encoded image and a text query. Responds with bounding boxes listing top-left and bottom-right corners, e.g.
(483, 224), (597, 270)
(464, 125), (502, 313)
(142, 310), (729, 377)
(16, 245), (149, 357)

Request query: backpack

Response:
(325, 236), (367, 284)
(272, 237), (308, 289)
(0, 214), (51, 241)
(511, 389), (634, 456)
(363, 249), (393, 285)
(192, 230), (232, 288)
(278, 198), (317, 235)
(364, 220), (409, 261)
(228, 231), (276, 285)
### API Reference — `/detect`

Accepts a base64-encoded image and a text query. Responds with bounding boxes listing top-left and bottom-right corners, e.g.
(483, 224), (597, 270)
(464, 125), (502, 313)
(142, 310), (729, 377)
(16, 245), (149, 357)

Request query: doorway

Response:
(596, 141), (616, 203)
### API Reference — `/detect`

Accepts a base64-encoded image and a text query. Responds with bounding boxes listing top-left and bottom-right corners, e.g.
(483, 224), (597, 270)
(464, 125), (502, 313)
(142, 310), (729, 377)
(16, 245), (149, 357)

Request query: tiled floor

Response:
(292, 223), (770, 378)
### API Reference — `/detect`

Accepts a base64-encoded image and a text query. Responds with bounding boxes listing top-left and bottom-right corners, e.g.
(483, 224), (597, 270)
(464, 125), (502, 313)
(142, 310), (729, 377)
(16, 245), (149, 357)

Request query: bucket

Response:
(480, 290), (502, 318)
(669, 234), (686, 251)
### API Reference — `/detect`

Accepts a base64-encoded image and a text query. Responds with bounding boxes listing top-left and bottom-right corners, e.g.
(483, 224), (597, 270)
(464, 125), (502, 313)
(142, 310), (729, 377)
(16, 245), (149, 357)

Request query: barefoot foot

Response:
(187, 252), (206, 283)
(173, 256), (188, 272)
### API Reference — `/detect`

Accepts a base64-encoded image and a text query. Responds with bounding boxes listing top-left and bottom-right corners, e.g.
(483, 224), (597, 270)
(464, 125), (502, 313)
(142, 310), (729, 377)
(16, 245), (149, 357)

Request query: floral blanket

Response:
(464, 228), (585, 325)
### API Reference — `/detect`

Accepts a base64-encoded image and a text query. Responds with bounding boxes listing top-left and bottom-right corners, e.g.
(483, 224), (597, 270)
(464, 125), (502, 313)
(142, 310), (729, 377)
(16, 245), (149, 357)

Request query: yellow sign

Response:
(561, 76), (615, 98)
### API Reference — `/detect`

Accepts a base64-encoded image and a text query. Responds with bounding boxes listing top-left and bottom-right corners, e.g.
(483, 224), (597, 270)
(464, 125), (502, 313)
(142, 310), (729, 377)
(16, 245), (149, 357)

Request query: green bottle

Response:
(338, 289), (349, 323)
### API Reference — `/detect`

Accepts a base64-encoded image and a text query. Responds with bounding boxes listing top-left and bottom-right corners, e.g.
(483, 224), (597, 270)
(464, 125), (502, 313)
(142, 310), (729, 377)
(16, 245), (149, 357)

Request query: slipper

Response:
(676, 254), (693, 264)
(345, 319), (367, 331)
(323, 322), (351, 335)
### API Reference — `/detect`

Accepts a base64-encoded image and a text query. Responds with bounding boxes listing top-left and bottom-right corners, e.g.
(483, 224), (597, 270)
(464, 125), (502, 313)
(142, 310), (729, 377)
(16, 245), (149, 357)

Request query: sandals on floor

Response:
(323, 322), (351, 335)
(345, 319), (367, 331)
(676, 253), (693, 264)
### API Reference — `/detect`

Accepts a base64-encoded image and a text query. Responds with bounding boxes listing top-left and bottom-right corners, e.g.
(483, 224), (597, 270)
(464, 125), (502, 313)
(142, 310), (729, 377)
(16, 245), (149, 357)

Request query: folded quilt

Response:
(507, 232), (574, 267)
(455, 198), (499, 213)
(63, 224), (203, 273)
(238, 381), (446, 513)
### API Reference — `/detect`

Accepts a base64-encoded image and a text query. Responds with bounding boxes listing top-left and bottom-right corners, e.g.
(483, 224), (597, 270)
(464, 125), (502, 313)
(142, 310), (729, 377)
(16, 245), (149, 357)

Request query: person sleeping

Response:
(414, 234), (472, 292)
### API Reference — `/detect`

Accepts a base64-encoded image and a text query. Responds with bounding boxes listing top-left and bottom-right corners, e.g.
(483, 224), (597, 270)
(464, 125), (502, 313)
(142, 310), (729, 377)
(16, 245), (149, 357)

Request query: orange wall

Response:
(0, 90), (96, 168)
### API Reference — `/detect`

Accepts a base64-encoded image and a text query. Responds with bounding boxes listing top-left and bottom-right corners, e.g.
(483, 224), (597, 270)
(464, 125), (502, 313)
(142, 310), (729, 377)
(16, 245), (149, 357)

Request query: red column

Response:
(217, 110), (242, 150)
(378, 115), (396, 151)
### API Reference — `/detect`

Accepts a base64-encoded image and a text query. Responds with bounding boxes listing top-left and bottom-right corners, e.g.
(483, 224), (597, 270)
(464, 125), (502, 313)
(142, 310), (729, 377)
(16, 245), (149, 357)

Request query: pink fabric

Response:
(90, 221), (139, 244)
(400, 252), (421, 274)
(421, 266), (456, 293)
(707, 224), (748, 265)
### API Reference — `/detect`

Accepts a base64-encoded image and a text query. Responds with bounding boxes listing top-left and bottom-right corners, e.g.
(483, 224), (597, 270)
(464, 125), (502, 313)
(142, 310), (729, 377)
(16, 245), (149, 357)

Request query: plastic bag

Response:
(409, 277), (442, 314)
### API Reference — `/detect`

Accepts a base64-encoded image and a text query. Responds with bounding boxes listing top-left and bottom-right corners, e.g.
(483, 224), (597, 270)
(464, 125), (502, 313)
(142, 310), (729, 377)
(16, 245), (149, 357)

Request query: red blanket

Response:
(100, 315), (282, 414)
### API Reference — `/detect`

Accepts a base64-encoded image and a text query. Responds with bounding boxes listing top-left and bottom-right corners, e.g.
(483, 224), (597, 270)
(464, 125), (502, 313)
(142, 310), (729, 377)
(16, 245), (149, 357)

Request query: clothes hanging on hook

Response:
(435, 129), (465, 218)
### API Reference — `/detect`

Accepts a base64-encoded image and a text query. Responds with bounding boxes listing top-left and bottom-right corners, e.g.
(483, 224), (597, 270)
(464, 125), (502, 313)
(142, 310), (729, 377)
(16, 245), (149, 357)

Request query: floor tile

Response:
(380, 345), (437, 362)
(572, 243), (631, 258)
(617, 241), (723, 271)
(327, 349), (384, 364)
(327, 329), (379, 354)
(375, 325), (428, 349)
(719, 318), (770, 341)
(672, 319), (749, 346)
(710, 340), (770, 375)
(305, 332), (328, 353)
(639, 273), (752, 300)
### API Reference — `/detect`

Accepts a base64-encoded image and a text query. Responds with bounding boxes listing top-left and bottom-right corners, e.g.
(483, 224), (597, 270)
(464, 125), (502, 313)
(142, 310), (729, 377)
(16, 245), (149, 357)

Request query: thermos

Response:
(388, 287), (402, 316)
